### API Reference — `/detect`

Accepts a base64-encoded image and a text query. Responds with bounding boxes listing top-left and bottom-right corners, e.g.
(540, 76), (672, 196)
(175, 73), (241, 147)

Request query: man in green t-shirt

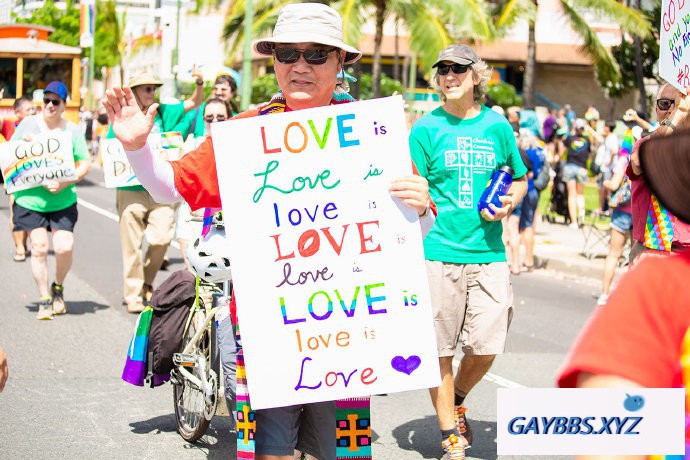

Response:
(409, 44), (527, 458)
(175, 73), (239, 139)
(11, 81), (91, 320)
(112, 71), (203, 313)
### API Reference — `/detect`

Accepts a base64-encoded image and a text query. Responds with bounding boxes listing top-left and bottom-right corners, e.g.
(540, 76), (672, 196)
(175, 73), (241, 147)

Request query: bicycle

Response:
(170, 274), (231, 442)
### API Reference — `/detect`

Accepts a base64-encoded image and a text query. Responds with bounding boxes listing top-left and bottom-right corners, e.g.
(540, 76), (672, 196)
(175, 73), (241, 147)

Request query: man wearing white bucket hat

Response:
(104, 3), (434, 459)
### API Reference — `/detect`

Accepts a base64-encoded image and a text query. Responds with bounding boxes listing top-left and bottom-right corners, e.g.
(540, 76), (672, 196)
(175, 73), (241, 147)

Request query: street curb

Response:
(536, 252), (603, 280)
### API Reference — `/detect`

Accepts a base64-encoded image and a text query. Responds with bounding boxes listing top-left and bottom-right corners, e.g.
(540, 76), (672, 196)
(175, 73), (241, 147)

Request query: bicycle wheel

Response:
(172, 309), (218, 443)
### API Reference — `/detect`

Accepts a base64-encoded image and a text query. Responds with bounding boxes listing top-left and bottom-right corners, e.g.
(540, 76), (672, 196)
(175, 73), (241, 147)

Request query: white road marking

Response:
(453, 358), (526, 388)
(77, 197), (180, 250)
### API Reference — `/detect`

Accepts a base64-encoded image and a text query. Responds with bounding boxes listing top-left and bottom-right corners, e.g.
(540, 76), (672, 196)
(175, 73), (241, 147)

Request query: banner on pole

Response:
(212, 96), (441, 410)
(80, 0), (95, 48)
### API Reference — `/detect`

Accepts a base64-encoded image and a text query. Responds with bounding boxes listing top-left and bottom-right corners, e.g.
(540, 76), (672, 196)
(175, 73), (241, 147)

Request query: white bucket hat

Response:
(253, 3), (362, 65)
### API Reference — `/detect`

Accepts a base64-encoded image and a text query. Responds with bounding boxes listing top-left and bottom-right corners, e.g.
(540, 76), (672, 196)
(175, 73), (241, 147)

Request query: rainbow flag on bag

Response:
(121, 306), (154, 386)
(620, 129), (634, 156)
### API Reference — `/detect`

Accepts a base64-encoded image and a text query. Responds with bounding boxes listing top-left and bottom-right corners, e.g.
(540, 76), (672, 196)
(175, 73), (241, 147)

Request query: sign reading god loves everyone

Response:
(0, 131), (76, 193)
(659, 0), (690, 93)
(101, 131), (184, 188)
(213, 96), (440, 410)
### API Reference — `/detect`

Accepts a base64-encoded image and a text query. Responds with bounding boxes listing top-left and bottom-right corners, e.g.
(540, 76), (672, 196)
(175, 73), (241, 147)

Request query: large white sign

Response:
(659, 0), (690, 93)
(101, 132), (184, 188)
(497, 388), (685, 455)
(0, 131), (76, 193)
(101, 138), (139, 187)
(213, 96), (440, 410)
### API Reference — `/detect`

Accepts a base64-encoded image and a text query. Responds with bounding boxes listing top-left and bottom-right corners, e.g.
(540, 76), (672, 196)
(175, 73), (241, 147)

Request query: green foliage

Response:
(487, 81), (522, 108)
(356, 73), (404, 100)
(15, 0), (121, 79)
(251, 73), (280, 105)
(15, 0), (79, 45)
(94, 0), (121, 73)
(178, 82), (213, 100)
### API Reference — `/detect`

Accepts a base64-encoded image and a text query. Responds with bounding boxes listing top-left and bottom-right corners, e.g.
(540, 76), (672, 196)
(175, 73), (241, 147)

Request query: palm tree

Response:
(223, 0), (495, 98)
(492, 0), (652, 107)
(338, 0), (495, 97)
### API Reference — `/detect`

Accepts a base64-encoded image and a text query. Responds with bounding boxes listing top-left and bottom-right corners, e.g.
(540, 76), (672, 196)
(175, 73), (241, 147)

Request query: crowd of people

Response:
(1, 2), (688, 458)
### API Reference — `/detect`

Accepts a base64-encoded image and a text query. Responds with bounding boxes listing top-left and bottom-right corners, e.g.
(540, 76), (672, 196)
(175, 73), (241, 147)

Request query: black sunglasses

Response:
(204, 114), (227, 122)
(43, 97), (62, 106)
(656, 98), (675, 111)
(273, 47), (337, 65)
(437, 63), (471, 76)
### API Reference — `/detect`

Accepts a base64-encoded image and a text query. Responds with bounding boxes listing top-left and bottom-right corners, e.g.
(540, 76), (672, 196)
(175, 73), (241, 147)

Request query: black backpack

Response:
(146, 270), (197, 387)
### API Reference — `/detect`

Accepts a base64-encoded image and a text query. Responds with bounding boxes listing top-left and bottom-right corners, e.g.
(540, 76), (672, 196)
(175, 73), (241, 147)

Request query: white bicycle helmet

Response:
(186, 226), (232, 283)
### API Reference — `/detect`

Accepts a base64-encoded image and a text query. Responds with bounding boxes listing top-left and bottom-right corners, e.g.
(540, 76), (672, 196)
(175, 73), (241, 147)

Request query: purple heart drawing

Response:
(391, 355), (421, 375)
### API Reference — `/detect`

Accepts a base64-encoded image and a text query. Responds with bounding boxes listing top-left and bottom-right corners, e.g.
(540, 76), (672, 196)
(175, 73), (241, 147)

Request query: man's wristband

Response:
(662, 119), (677, 131)
(656, 119), (675, 136)
(419, 200), (430, 218)
(196, 81), (204, 86)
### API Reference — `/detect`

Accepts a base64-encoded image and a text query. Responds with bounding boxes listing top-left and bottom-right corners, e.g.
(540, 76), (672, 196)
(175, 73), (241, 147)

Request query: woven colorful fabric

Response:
(236, 338), (256, 459)
(257, 88), (355, 116)
(336, 398), (373, 459)
(121, 306), (153, 386)
(645, 194), (676, 252)
(236, 89), (371, 459)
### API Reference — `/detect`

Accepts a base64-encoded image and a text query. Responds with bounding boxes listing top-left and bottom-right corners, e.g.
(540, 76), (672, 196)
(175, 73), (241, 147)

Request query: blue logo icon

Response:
(623, 394), (645, 412)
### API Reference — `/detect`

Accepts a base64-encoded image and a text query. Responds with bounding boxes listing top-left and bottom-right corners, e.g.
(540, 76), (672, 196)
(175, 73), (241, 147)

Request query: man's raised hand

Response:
(102, 87), (158, 151)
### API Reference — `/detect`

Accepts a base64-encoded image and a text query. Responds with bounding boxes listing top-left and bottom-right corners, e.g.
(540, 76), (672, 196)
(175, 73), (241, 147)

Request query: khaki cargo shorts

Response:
(426, 260), (514, 356)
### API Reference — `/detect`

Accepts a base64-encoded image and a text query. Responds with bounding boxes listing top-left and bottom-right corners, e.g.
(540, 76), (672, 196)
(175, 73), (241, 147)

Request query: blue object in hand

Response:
(477, 166), (514, 215)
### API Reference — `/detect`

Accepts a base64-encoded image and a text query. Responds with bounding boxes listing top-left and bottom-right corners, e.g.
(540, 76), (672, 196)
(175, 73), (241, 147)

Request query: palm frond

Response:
(222, 0), (290, 65)
(400, 1), (457, 70)
(561, 0), (620, 81)
(572, 0), (651, 39)
(440, 0), (495, 41)
(334, 0), (367, 48)
(493, 0), (536, 33)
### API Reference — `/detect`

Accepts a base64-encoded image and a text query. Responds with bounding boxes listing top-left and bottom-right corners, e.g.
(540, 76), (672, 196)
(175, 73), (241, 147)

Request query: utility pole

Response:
(240, 0), (253, 110)
(89, 40), (95, 108)
(407, 53), (417, 103)
(172, 0), (181, 97)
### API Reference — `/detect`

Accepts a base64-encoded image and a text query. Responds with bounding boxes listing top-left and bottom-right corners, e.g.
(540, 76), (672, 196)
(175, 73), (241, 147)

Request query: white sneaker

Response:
(36, 300), (54, 320)
(597, 294), (609, 306)
(442, 434), (466, 460)
(568, 223), (579, 230)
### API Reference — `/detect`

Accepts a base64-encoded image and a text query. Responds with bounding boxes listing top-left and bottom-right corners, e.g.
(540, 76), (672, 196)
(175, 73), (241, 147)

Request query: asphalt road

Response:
(0, 167), (599, 459)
